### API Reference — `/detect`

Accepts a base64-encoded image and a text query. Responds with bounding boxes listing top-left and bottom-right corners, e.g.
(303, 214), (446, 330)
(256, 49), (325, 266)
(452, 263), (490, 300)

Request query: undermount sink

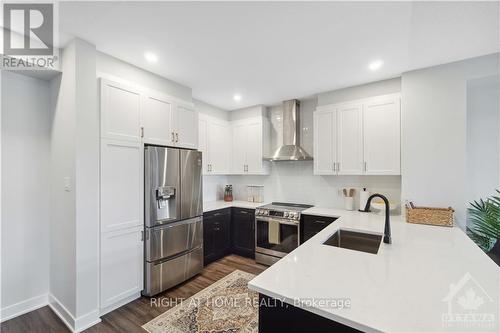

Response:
(323, 229), (382, 254)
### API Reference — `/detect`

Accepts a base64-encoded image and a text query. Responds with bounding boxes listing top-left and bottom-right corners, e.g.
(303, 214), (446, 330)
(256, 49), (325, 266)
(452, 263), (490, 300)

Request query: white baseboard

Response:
(0, 293), (49, 322)
(74, 309), (101, 332)
(100, 292), (141, 316)
(48, 294), (76, 332)
(48, 294), (101, 333)
(0, 293), (100, 331)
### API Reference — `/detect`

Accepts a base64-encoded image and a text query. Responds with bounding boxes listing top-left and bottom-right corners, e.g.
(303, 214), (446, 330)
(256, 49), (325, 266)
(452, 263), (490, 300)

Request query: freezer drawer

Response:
(145, 216), (203, 262)
(143, 246), (203, 296)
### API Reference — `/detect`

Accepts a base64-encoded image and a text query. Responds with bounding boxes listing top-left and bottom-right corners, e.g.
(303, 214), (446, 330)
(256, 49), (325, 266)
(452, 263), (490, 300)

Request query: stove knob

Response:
(284, 212), (289, 218)
(264, 210), (268, 215)
(257, 209), (262, 215)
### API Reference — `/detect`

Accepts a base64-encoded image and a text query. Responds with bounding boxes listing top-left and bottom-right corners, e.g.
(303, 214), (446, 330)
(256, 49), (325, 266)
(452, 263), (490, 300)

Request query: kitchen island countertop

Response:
(248, 207), (500, 332)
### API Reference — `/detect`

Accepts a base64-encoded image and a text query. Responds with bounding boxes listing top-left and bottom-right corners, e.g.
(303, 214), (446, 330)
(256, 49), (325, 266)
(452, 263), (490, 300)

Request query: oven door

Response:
(255, 217), (299, 258)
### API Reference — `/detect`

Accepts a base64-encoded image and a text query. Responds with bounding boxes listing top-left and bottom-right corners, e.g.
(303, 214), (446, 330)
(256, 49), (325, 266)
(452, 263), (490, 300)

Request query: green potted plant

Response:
(468, 189), (500, 265)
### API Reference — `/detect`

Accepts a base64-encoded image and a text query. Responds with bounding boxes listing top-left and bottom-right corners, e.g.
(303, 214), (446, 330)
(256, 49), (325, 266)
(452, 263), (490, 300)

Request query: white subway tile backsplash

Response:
(203, 162), (401, 210)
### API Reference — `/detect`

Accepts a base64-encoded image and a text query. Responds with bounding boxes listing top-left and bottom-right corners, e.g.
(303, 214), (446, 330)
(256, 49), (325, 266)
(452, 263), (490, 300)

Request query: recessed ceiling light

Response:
(368, 60), (383, 71)
(144, 52), (158, 63)
(233, 94), (242, 102)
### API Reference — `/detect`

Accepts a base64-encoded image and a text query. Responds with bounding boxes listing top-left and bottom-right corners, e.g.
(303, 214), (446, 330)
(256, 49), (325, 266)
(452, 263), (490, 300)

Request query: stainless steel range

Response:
(255, 202), (313, 265)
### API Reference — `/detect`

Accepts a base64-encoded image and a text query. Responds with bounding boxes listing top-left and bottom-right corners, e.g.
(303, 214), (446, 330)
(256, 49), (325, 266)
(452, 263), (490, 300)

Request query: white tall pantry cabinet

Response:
(314, 93), (401, 176)
(99, 78), (198, 314)
(99, 79), (144, 314)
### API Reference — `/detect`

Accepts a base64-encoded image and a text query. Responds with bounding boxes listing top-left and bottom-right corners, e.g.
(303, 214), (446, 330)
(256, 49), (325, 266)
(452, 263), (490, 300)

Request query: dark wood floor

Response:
(1, 255), (266, 333)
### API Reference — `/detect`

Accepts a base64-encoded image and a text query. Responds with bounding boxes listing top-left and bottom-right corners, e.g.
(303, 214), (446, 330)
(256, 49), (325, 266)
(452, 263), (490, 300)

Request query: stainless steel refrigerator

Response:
(143, 146), (203, 296)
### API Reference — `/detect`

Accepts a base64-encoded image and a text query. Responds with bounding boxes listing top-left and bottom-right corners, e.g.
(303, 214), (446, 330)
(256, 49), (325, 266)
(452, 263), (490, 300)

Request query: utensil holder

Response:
(344, 197), (354, 211)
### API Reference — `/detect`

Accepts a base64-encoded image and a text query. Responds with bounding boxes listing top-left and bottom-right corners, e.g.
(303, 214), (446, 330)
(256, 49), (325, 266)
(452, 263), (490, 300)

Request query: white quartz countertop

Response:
(248, 207), (500, 332)
(203, 200), (267, 212)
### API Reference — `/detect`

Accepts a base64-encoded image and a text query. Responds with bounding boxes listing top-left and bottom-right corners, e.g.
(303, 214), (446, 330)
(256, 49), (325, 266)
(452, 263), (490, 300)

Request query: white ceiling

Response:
(59, 1), (499, 110)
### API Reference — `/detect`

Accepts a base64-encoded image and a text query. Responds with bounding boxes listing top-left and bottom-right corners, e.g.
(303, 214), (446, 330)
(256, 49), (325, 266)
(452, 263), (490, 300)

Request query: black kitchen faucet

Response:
(361, 193), (392, 244)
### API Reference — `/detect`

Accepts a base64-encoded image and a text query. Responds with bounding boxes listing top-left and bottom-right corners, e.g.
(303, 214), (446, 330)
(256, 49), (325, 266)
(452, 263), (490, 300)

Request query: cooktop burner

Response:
(258, 202), (313, 211)
(256, 202), (313, 220)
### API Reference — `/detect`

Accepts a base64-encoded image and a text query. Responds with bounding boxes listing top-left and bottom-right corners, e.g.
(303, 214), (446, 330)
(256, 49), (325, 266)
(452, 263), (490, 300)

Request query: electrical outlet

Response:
(64, 177), (71, 192)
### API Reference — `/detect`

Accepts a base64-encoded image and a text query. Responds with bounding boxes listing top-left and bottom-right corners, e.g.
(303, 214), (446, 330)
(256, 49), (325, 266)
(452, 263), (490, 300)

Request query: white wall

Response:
(466, 75), (500, 204)
(401, 53), (500, 229)
(96, 51), (192, 101)
(49, 43), (78, 320)
(49, 39), (100, 331)
(1, 72), (51, 320)
(317, 77), (401, 106)
(194, 99), (228, 120)
(74, 40), (99, 325)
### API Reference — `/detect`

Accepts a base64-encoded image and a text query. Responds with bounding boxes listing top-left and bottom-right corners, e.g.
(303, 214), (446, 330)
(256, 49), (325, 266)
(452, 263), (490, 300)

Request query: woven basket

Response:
(406, 207), (454, 227)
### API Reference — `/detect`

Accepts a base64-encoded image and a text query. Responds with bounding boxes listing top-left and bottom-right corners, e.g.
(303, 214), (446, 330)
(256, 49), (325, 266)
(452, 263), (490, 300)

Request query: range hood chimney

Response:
(269, 99), (313, 161)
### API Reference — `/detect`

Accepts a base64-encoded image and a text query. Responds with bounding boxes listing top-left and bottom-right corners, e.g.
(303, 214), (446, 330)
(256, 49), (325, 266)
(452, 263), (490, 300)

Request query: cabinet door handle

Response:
(337, 162), (340, 173)
(364, 161), (367, 172)
(140, 127), (144, 138)
(141, 230), (144, 241)
(171, 132), (175, 142)
(314, 220), (326, 224)
(175, 132), (179, 142)
(333, 163), (336, 172)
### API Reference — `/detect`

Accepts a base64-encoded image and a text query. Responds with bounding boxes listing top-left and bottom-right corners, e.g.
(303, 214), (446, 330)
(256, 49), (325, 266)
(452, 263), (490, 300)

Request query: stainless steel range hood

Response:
(268, 99), (313, 161)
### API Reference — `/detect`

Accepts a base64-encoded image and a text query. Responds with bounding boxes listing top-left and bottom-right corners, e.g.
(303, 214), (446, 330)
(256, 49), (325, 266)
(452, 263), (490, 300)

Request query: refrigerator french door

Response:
(143, 146), (203, 296)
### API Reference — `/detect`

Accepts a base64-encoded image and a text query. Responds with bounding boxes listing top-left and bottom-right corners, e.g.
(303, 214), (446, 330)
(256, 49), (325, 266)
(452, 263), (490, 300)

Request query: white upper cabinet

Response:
(100, 78), (197, 149)
(198, 114), (230, 175)
(199, 114), (269, 175)
(142, 94), (174, 146)
(208, 121), (230, 174)
(231, 123), (247, 174)
(141, 91), (198, 149)
(313, 93), (401, 176)
(337, 103), (363, 175)
(100, 79), (141, 143)
(230, 117), (269, 175)
(175, 104), (198, 149)
(313, 109), (336, 175)
(363, 96), (401, 175)
(245, 121), (264, 173)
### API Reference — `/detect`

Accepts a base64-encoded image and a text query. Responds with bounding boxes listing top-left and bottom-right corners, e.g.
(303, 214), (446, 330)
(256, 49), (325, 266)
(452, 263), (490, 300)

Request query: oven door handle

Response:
(256, 217), (299, 226)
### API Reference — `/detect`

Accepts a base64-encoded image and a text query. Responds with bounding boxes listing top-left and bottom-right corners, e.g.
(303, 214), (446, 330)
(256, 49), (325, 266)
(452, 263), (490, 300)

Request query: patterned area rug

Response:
(142, 270), (258, 333)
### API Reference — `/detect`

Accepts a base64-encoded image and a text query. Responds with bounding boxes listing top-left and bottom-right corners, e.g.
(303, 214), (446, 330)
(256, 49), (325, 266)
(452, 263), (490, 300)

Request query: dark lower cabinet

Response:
(203, 208), (231, 265)
(203, 207), (255, 265)
(231, 208), (255, 258)
(259, 294), (361, 333)
(301, 214), (337, 244)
